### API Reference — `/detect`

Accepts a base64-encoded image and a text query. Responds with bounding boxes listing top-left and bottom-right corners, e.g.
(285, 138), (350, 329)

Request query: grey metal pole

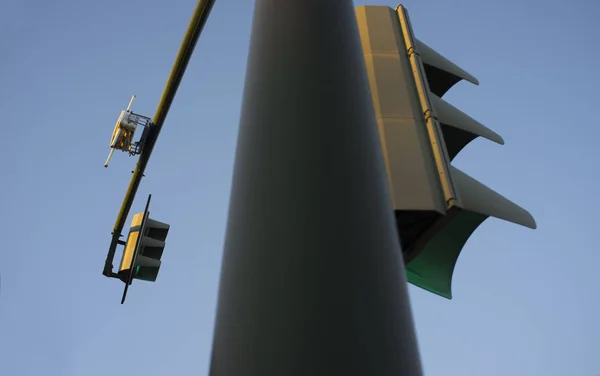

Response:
(208, 1), (423, 375)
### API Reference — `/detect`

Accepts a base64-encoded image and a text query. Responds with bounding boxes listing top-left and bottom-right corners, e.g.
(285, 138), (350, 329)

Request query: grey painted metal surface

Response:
(357, 5), (536, 229)
(208, 1), (423, 375)
(357, 5), (535, 298)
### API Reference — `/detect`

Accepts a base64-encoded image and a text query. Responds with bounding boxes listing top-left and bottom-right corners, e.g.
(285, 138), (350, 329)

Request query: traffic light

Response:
(118, 194), (170, 303)
(355, 5), (536, 299)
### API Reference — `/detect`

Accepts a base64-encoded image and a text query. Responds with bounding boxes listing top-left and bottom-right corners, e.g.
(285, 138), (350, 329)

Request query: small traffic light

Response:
(355, 5), (536, 299)
(118, 194), (170, 303)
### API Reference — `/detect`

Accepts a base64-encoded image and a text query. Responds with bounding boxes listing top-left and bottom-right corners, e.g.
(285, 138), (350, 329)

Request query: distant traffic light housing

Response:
(355, 5), (536, 299)
(118, 194), (170, 303)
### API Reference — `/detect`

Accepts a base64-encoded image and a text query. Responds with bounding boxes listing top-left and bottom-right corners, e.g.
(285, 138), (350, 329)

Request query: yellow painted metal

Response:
(118, 213), (145, 273)
(103, 0), (216, 277)
(396, 5), (457, 208)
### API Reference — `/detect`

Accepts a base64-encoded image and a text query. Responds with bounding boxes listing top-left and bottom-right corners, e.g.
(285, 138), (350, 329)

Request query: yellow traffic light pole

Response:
(102, 0), (217, 278)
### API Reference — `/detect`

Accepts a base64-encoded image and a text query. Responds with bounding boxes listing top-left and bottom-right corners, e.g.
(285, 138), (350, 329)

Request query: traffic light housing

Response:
(118, 194), (170, 303)
(355, 5), (536, 298)
(118, 215), (169, 282)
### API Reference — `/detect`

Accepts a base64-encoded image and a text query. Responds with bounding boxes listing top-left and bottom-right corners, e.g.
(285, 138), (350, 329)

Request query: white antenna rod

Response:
(104, 148), (115, 168)
(126, 94), (136, 112)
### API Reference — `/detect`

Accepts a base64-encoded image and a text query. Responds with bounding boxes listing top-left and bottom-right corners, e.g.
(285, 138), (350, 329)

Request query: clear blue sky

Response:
(1, 0), (599, 375)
